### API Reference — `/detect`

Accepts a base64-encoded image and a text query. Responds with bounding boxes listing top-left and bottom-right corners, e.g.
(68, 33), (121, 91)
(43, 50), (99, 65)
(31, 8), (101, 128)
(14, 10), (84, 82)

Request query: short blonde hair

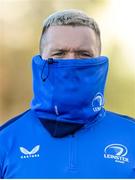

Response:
(40, 9), (101, 55)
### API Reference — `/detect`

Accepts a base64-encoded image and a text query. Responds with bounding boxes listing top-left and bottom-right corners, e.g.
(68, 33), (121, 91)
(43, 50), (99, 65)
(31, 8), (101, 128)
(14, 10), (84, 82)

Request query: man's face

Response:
(42, 26), (100, 59)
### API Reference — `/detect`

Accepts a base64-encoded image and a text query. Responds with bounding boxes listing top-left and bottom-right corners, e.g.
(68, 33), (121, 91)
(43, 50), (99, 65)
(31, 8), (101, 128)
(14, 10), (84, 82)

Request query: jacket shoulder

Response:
(106, 110), (135, 124)
(0, 109), (30, 132)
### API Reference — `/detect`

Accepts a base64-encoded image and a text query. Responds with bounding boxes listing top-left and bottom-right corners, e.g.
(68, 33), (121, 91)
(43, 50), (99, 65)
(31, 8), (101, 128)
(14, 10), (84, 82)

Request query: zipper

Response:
(68, 134), (78, 172)
(41, 58), (55, 81)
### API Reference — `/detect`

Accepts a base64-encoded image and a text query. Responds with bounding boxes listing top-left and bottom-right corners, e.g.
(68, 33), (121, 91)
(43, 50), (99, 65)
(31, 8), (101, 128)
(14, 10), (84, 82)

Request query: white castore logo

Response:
(20, 145), (40, 159)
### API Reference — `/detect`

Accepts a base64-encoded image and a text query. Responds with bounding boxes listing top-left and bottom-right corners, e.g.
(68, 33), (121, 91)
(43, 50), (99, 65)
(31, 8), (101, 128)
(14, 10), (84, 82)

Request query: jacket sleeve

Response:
(0, 144), (3, 178)
(0, 138), (3, 178)
(0, 133), (6, 179)
(0, 162), (2, 178)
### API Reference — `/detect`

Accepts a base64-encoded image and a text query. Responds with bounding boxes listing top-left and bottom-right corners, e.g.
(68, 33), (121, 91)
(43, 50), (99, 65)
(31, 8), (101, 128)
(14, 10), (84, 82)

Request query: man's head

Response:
(40, 9), (101, 59)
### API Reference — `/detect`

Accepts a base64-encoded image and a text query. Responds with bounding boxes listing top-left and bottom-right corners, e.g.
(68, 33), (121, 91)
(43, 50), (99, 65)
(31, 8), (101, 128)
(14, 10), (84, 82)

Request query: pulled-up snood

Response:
(31, 55), (109, 137)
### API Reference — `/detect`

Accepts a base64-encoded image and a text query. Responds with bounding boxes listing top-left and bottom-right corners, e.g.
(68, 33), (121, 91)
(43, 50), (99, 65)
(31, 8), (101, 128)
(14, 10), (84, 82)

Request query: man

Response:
(0, 9), (135, 178)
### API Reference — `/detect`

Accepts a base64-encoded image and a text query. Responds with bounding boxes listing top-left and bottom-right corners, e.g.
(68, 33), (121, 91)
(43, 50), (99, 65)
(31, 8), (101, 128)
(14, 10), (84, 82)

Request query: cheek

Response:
(94, 37), (101, 56)
(93, 48), (100, 57)
(41, 45), (52, 59)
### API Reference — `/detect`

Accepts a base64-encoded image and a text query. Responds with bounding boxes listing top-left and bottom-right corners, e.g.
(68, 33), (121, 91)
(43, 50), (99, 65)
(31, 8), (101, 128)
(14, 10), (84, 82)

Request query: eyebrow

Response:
(51, 48), (94, 53)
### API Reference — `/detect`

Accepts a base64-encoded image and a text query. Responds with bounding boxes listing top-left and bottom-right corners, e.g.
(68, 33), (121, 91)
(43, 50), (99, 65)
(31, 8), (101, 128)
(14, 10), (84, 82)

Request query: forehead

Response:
(44, 26), (98, 50)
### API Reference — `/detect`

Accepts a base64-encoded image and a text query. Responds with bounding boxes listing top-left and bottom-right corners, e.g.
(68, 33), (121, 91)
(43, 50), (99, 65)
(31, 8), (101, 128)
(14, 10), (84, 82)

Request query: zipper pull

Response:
(41, 60), (49, 82)
(48, 58), (54, 64)
(41, 58), (54, 81)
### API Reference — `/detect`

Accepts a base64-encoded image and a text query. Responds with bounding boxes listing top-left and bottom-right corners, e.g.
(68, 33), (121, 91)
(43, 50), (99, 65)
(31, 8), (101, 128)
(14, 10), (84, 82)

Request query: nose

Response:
(64, 52), (76, 59)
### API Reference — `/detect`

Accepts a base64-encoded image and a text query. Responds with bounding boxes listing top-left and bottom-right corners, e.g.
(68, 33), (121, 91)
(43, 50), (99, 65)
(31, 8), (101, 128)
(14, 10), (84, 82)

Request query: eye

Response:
(53, 52), (62, 56)
(52, 51), (65, 57)
(82, 53), (91, 56)
(79, 52), (94, 57)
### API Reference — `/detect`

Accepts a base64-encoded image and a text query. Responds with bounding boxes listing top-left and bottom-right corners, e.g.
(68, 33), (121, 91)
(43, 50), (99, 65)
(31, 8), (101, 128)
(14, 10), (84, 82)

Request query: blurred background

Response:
(0, 0), (135, 124)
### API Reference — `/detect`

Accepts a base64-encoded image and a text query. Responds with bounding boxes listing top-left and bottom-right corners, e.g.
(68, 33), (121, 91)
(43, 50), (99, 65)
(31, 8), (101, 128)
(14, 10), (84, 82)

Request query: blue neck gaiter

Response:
(31, 55), (109, 137)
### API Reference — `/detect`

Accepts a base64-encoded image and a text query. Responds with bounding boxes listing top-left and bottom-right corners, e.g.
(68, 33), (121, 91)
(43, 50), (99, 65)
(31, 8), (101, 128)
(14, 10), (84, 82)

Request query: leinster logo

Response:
(92, 92), (104, 112)
(104, 144), (129, 164)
